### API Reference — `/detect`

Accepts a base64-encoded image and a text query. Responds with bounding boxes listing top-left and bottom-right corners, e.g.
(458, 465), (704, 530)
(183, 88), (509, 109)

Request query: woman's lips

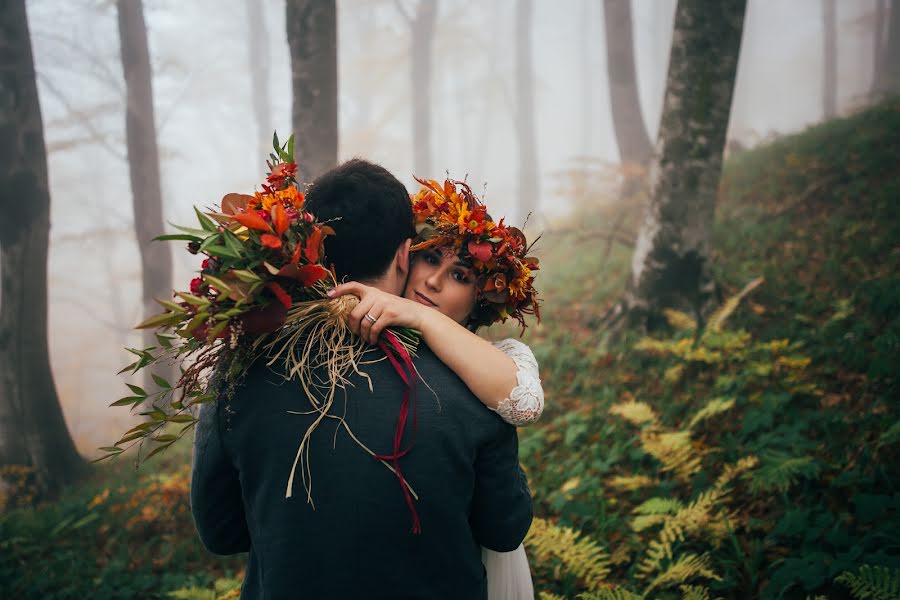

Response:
(415, 291), (437, 307)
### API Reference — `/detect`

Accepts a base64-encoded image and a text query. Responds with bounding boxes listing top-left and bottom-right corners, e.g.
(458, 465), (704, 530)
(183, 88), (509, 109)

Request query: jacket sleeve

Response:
(190, 399), (251, 554)
(469, 420), (533, 552)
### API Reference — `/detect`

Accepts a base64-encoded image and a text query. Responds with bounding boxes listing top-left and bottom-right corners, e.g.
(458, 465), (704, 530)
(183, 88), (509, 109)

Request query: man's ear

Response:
(395, 238), (412, 278)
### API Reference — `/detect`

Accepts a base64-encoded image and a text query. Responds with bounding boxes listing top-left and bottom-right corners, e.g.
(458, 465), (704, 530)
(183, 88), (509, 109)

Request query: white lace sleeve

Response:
(490, 338), (544, 426)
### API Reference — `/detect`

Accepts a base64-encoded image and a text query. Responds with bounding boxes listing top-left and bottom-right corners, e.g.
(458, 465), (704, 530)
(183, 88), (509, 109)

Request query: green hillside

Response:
(1, 100), (898, 599)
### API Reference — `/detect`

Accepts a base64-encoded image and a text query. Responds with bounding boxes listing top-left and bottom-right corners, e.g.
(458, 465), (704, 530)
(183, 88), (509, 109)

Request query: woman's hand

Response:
(328, 282), (426, 345)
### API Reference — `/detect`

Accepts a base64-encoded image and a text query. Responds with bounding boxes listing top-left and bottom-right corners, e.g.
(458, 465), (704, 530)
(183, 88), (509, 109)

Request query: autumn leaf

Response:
(297, 264), (329, 287)
(266, 281), (292, 309)
(232, 210), (271, 232)
(304, 227), (325, 263)
(271, 202), (289, 235)
(260, 234), (283, 250)
(221, 193), (254, 215)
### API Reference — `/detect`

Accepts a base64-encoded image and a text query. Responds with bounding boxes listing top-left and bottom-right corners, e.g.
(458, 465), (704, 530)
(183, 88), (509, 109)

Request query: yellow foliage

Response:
(526, 517), (611, 591)
(680, 584), (713, 600)
(640, 430), (704, 482)
(609, 400), (658, 427)
(706, 276), (764, 332)
(539, 593), (567, 600)
(688, 398), (736, 431)
(664, 308), (697, 331)
(644, 553), (720, 594)
(606, 474), (659, 491)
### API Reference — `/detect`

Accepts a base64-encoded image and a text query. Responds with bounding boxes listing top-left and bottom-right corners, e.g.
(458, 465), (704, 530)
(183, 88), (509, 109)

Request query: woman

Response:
(329, 178), (543, 599)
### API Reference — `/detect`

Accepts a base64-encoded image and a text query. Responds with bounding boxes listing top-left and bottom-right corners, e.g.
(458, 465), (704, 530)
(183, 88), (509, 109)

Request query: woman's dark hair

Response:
(304, 159), (415, 281)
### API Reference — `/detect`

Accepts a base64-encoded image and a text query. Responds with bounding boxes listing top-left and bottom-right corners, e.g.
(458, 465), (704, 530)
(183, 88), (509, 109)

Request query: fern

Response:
(835, 565), (900, 600)
(609, 400), (658, 426)
(169, 578), (241, 600)
(664, 308), (697, 331)
(578, 588), (644, 600)
(526, 517), (611, 591)
(539, 593), (567, 600)
(640, 430), (704, 482)
(607, 474), (659, 491)
(632, 497), (684, 532)
(169, 589), (214, 600)
(746, 450), (820, 493)
(637, 457), (757, 577)
(680, 584), (712, 600)
(876, 420), (900, 449)
(644, 553), (721, 594)
(705, 276), (764, 332)
(688, 398), (736, 431)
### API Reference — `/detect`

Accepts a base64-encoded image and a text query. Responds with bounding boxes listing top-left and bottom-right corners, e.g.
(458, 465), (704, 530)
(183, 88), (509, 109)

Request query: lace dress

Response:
(482, 338), (543, 599)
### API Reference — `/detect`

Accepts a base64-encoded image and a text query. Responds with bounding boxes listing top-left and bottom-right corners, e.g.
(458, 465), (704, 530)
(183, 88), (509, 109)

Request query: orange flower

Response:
(233, 210), (271, 232)
(271, 203), (289, 235)
(260, 233), (283, 249)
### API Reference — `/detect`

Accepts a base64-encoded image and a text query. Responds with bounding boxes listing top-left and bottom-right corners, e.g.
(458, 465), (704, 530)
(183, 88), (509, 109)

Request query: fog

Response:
(20, 0), (882, 455)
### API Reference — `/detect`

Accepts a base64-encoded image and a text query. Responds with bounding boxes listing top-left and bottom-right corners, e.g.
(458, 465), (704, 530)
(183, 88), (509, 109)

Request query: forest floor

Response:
(1, 99), (898, 599)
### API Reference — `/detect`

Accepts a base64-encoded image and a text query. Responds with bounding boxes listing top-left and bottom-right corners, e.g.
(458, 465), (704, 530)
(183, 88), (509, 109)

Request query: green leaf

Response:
(135, 311), (181, 330)
(206, 319), (229, 341)
(169, 414), (196, 423)
(154, 434), (177, 443)
(145, 442), (175, 460)
(184, 312), (208, 333)
(98, 446), (124, 453)
(191, 393), (216, 405)
(273, 131), (280, 153)
(221, 228), (246, 256)
(155, 334), (175, 349)
(153, 233), (203, 242)
(198, 232), (222, 253)
(175, 292), (211, 306)
(203, 274), (232, 294)
(231, 269), (262, 283)
(194, 206), (218, 232)
(109, 396), (144, 407)
(154, 299), (186, 313)
(151, 374), (171, 389)
(287, 135), (295, 162)
(126, 384), (147, 396)
(117, 361), (139, 375)
(203, 244), (241, 259)
(115, 431), (147, 444)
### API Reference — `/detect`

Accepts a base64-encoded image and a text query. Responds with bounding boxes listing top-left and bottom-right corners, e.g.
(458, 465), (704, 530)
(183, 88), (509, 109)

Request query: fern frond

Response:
(578, 588), (644, 600)
(746, 450), (819, 493)
(835, 565), (900, 600)
(688, 398), (736, 431)
(526, 517), (611, 591)
(610, 400), (658, 426)
(644, 553), (720, 594)
(168, 588), (215, 600)
(664, 308), (697, 331)
(706, 276), (764, 332)
(680, 584), (711, 600)
(877, 421), (900, 449)
(539, 593), (567, 600)
(607, 474), (659, 491)
(634, 497), (685, 516)
(632, 514), (669, 532)
(640, 430), (704, 481)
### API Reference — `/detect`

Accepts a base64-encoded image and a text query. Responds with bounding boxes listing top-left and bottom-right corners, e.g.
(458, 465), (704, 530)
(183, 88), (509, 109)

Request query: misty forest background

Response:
(1, 0), (899, 598)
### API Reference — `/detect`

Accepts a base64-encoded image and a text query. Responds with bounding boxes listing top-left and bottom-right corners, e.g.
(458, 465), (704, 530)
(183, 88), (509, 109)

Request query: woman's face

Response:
(403, 247), (478, 325)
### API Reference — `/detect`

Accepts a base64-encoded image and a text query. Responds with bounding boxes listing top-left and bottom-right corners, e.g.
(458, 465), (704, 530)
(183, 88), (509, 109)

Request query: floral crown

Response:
(409, 177), (540, 332)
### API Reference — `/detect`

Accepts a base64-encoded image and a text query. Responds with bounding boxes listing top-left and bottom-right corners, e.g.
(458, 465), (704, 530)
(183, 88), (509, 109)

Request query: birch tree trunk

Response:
(516, 0), (539, 223)
(611, 0), (747, 332)
(286, 0), (338, 182)
(882, 0), (900, 95)
(246, 0), (272, 168)
(822, 0), (837, 119)
(117, 0), (173, 389)
(603, 0), (653, 197)
(411, 0), (436, 178)
(0, 0), (85, 500)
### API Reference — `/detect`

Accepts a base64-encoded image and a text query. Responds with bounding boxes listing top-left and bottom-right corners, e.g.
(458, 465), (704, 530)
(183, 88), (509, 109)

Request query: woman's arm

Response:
(328, 282), (519, 412)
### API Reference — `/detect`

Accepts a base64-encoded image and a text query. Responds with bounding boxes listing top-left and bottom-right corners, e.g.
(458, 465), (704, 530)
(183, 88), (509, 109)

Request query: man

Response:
(190, 159), (533, 599)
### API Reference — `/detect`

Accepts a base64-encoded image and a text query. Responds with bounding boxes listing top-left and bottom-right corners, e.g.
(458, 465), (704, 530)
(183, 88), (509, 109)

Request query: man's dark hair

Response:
(304, 159), (415, 281)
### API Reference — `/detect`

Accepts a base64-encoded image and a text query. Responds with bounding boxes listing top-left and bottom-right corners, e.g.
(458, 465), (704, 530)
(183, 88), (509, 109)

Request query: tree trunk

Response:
(822, 0), (837, 119)
(117, 0), (173, 390)
(881, 0), (900, 95)
(603, 0), (654, 197)
(516, 0), (539, 224)
(872, 0), (887, 96)
(581, 0), (593, 159)
(0, 0), (85, 500)
(411, 0), (437, 178)
(246, 0), (272, 169)
(611, 0), (747, 332)
(286, 0), (338, 182)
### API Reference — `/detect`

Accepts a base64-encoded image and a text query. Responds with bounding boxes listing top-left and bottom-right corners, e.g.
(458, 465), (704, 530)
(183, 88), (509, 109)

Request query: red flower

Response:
(190, 277), (204, 295)
(467, 240), (493, 262)
(266, 281), (293, 309)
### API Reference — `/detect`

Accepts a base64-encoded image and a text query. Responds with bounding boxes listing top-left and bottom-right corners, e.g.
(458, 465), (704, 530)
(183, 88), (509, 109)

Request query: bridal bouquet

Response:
(100, 135), (419, 477)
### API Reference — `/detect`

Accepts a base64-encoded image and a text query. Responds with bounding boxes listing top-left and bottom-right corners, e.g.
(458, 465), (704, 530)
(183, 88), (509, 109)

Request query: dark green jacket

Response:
(190, 344), (532, 599)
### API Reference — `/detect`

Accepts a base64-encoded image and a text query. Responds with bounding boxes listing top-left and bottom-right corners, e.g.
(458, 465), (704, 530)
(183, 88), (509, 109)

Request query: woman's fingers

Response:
(348, 295), (376, 336)
(329, 281), (368, 299)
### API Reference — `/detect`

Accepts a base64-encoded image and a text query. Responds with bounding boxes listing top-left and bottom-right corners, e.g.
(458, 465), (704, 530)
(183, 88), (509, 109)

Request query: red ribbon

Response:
(374, 330), (421, 534)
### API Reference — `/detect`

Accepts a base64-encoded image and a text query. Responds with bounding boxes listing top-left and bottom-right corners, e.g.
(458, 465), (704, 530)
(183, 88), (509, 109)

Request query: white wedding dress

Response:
(481, 338), (544, 600)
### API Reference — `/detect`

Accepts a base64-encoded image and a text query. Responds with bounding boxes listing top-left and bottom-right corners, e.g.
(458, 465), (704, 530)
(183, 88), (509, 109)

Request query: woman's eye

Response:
(452, 270), (471, 283)
(424, 252), (439, 265)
